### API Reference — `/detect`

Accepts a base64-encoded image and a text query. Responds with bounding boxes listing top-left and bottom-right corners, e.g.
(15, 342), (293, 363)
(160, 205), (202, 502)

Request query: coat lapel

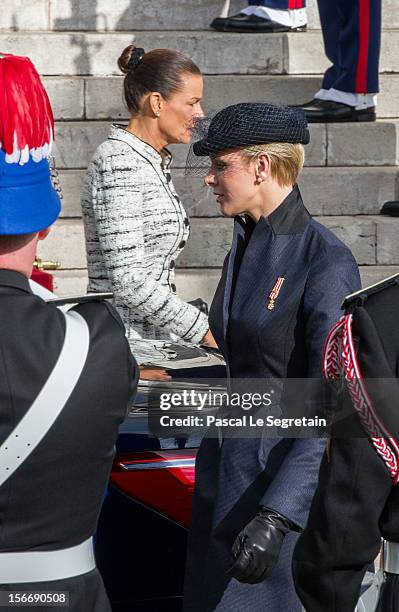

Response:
(222, 187), (310, 342)
(230, 218), (293, 322)
(222, 217), (247, 339)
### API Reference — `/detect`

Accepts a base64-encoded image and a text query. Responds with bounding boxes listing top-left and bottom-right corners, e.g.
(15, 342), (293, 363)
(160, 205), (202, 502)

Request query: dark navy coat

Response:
(183, 186), (361, 612)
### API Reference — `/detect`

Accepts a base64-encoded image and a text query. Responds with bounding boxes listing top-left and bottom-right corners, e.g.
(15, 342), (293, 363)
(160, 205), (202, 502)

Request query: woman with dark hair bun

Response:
(82, 45), (216, 347)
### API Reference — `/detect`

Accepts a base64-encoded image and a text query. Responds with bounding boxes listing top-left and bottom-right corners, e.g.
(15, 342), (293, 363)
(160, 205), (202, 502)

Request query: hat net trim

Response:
(186, 105), (310, 176)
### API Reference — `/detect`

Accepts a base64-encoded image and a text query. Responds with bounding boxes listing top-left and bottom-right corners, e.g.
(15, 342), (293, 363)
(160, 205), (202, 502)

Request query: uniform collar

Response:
(266, 185), (310, 234)
(108, 124), (173, 170)
(0, 269), (32, 293)
(237, 185), (310, 236)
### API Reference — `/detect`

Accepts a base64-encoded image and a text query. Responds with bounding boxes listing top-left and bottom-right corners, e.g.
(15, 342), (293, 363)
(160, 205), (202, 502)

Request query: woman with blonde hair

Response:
(183, 102), (361, 611)
(82, 45), (216, 347)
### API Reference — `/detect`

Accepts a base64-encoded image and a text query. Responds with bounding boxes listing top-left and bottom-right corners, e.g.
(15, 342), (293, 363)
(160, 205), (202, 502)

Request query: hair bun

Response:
(117, 45), (145, 74)
(128, 47), (145, 71)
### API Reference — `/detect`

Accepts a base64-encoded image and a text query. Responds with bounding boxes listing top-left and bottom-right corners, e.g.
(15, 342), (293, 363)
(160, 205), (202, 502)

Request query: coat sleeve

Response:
(259, 244), (362, 528)
(83, 150), (209, 344)
(292, 425), (391, 612)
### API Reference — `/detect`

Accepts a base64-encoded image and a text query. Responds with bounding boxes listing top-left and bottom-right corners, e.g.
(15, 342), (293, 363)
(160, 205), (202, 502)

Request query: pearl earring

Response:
(155, 112), (160, 117)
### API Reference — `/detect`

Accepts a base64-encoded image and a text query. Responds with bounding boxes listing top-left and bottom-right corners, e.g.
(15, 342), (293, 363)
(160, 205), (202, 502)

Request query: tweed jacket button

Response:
(170, 260), (175, 269)
(179, 240), (186, 248)
(171, 283), (177, 293)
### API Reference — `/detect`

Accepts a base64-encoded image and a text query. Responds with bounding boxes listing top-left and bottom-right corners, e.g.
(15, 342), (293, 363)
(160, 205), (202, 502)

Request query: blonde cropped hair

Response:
(242, 142), (305, 187)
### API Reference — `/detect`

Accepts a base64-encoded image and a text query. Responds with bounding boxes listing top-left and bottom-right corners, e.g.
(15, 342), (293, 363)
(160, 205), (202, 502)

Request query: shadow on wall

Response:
(53, 0), (102, 75)
(9, 13), (18, 30)
(49, 0), (242, 73)
(114, 0), (244, 30)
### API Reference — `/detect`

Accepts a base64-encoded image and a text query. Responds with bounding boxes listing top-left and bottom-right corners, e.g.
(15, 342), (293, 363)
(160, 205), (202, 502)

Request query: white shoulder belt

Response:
(0, 284), (95, 583)
(0, 309), (90, 487)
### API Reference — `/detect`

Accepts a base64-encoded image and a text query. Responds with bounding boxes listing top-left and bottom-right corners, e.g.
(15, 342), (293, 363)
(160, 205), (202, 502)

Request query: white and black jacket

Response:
(81, 125), (209, 343)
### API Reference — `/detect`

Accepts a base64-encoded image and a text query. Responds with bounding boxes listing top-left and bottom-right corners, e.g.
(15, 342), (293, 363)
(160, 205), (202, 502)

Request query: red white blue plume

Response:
(0, 52), (54, 165)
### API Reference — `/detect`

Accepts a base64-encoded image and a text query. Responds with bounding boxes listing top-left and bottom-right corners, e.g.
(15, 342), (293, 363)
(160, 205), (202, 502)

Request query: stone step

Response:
(358, 266), (399, 288)
(287, 30), (397, 75)
(52, 121), (325, 168)
(175, 266), (399, 304)
(2, 0), (396, 31)
(82, 75), (399, 120)
(177, 267), (399, 302)
(38, 74), (399, 121)
(179, 216), (399, 266)
(1, 0), (49, 30)
(51, 268), (222, 304)
(1, 30), (397, 76)
(172, 121), (399, 167)
(51, 267), (399, 303)
(51, 269), (222, 304)
(58, 167), (398, 219)
(37, 216), (399, 270)
(53, 120), (399, 170)
(178, 217), (380, 267)
(52, 269), (89, 296)
(37, 220), (87, 269)
(43, 78), (85, 120)
(175, 168), (399, 217)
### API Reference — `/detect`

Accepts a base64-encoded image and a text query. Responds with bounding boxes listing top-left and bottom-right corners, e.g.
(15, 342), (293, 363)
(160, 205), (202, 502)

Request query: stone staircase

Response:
(1, 0), (399, 301)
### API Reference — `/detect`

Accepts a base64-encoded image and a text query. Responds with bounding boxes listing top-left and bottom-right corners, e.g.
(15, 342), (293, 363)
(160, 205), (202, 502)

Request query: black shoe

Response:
(210, 13), (307, 33)
(290, 98), (325, 109)
(380, 201), (399, 217)
(293, 99), (376, 123)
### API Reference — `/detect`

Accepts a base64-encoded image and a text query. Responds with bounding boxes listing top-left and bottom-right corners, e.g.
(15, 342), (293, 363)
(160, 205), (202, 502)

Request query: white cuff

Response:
(242, 6), (307, 28)
(315, 88), (377, 109)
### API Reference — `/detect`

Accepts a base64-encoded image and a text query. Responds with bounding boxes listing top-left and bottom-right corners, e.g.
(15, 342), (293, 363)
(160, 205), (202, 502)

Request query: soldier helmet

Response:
(0, 53), (61, 235)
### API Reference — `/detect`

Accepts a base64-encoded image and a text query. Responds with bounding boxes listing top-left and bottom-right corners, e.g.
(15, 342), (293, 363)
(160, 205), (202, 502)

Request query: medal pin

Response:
(267, 277), (285, 310)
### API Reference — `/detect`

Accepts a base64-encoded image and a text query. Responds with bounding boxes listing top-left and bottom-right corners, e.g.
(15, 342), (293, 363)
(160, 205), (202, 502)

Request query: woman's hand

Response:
(228, 507), (293, 584)
(139, 365), (171, 381)
(201, 329), (218, 349)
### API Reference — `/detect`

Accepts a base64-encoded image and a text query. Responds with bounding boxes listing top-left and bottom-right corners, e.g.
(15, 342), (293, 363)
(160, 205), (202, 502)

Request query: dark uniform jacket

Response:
(184, 187), (361, 612)
(293, 276), (399, 612)
(0, 270), (138, 611)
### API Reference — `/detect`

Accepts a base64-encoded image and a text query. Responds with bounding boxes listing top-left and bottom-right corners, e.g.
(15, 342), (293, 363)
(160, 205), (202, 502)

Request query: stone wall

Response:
(1, 0), (398, 296)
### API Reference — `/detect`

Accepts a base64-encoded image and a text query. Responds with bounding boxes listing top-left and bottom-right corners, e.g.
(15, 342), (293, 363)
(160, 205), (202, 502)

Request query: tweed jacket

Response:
(81, 125), (208, 343)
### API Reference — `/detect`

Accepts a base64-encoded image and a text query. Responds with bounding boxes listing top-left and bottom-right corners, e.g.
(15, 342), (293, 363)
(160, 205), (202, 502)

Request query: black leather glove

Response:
(228, 507), (294, 584)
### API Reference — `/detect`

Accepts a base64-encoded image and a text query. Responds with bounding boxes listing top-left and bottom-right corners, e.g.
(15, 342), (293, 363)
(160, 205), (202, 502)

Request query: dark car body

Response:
(95, 340), (226, 612)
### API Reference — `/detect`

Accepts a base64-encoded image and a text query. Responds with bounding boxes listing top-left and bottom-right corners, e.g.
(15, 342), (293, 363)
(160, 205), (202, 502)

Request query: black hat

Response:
(192, 102), (310, 157)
